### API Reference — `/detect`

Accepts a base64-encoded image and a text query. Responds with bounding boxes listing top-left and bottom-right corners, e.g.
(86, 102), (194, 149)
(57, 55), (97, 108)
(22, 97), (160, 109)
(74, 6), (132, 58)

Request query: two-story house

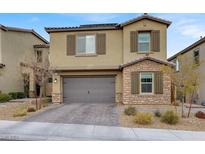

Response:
(0, 24), (50, 97)
(45, 14), (173, 105)
(168, 37), (205, 104)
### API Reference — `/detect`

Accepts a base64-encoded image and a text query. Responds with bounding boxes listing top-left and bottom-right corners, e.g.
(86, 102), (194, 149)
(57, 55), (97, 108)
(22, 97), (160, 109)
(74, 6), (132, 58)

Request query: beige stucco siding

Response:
(0, 29), (2, 63)
(49, 30), (123, 69)
(171, 42), (205, 103)
(52, 71), (122, 103)
(123, 19), (167, 63)
(0, 31), (46, 93)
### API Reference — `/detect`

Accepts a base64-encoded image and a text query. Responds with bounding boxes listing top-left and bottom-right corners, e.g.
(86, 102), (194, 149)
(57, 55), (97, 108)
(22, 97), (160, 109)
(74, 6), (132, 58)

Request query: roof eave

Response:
(45, 27), (120, 33)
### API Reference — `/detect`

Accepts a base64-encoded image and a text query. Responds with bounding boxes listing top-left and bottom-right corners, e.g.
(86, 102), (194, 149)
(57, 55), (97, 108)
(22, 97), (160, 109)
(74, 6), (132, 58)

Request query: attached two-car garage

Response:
(63, 76), (115, 103)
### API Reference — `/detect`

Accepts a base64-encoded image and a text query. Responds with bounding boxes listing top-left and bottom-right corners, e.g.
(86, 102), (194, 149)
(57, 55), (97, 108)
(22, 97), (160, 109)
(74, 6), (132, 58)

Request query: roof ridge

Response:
(0, 24), (48, 44)
(168, 37), (205, 61)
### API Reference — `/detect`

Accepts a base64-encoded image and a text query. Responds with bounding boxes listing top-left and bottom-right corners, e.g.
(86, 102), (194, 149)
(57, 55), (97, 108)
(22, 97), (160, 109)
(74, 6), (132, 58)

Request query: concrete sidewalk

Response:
(0, 120), (205, 141)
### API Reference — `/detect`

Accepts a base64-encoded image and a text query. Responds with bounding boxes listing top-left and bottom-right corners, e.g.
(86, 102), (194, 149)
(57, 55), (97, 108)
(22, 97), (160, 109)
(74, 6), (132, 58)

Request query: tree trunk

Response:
(181, 96), (185, 118)
(187, 92), (194, 118)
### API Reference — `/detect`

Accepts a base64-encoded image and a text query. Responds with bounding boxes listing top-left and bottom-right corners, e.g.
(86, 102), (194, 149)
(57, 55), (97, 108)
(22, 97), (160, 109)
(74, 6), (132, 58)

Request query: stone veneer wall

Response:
(122, 60), (171, 105)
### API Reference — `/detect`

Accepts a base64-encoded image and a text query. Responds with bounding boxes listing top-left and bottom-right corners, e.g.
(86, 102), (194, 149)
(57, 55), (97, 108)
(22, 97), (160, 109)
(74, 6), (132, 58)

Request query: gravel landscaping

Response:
(119, 104), (205, 131)
(0, 100), (58, 121)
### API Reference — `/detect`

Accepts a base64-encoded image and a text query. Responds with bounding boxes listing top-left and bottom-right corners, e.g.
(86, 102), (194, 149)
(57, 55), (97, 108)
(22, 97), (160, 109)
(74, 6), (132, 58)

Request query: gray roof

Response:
(45, 14), (171, 33)
(0, 24), (49, 44)
(168, 37), (205, 61)
(120, 56), (174, 68)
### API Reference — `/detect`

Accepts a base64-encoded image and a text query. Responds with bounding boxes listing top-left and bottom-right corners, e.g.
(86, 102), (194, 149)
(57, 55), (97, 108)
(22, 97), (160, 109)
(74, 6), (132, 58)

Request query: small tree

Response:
(20, 51), (51, 110)
(162, 55), (200, 118)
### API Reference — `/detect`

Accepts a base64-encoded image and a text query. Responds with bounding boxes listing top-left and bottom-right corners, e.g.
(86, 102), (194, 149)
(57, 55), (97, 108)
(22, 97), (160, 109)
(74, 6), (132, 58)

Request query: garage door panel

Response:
(63, 76), (115, 103)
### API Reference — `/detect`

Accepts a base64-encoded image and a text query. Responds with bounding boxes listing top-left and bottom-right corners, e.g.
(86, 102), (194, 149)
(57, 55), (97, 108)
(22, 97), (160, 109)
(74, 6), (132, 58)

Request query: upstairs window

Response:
(76, 35), (96, 54)
(36, 50), (42, 63)
(193, 49), (199, 65)
(138, 32), (150, 52)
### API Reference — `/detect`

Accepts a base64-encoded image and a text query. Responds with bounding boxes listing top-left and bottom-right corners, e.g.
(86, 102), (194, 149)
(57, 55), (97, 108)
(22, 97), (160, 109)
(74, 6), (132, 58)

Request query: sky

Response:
(0, 13), (205, 58)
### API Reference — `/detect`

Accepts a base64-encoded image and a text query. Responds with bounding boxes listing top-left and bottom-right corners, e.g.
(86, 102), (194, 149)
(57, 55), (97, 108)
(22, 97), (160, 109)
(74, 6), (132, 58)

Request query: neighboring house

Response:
(168, 37), (205, 104)
(0, 24), (50, 97)
(45, 14), (173, 104)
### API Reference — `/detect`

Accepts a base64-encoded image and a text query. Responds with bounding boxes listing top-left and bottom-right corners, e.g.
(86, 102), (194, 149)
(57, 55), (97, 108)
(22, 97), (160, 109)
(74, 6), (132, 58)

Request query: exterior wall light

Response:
(54, 78), (57, 83)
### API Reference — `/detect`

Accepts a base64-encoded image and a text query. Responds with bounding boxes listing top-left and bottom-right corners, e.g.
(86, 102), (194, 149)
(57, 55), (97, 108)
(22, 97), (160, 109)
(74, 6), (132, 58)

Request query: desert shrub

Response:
(154, 110), (161, 117)
(161, 110), (179, 125)
(134, 112), (153, 125)
(13, 110), (27, 117)
(41, 98), (51, 107)
(9, 92), (26, 99)
(195, 111), (205, 119)
(0, 93), (12, 103)
(27, 107), (36, 112)
(173, 101), (180, 106)
(124, 106), (136, 116)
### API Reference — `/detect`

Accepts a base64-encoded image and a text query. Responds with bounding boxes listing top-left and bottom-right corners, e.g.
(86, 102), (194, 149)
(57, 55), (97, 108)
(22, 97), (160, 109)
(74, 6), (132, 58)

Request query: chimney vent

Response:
(200, 36), (203, 39)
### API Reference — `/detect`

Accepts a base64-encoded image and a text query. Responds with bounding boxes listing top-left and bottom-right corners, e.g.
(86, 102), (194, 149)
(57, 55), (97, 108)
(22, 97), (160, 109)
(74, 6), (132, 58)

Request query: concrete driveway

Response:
(25, 103), (120, 126)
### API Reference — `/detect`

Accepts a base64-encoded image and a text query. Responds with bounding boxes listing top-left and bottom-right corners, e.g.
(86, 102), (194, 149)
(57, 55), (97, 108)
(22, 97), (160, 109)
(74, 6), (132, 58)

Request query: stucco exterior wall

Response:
(52, 71), (122, 103)
(0, 29), (2, 63)
(123, 19), (167, 63)
(49, 30), (123, 69)
(122, 60), (171, 104)
(0, 30), (46, 93)
(170, 42), (205, 103)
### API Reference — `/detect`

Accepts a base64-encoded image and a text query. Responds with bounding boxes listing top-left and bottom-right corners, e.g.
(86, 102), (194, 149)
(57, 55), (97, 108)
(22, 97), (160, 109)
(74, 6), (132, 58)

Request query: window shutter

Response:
(131, 72), (139, 94)
(151, 30), (160, 52)
(154, 71), (163, 94)
(96, 33), (106, 55)
(67, 35), (76, 55)
(130, 31), (138, 52)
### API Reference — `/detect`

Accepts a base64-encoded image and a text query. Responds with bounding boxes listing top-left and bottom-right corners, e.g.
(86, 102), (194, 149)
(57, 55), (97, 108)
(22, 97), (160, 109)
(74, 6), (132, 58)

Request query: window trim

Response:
(175, 59), (179, 72)
(139, 72), (154, 95)
(138, 32), (151, 53)
(76, 34), (96, 55)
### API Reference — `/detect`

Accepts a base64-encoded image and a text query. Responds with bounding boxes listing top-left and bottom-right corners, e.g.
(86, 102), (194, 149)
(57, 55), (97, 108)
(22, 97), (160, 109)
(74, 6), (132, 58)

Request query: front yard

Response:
(0, 99), (57, 121)
(119, 104), (205, 131)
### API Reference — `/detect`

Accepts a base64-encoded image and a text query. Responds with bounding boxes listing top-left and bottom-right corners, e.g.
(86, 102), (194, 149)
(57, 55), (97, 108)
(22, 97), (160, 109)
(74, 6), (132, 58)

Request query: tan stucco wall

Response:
(123, 19), (167, 63)
(52, 71), (122, 103)
(170, 42), (205, 103)
(0, 29), (2, 63)
(49, 30), (123, 69)
(0, 30), (46, 94)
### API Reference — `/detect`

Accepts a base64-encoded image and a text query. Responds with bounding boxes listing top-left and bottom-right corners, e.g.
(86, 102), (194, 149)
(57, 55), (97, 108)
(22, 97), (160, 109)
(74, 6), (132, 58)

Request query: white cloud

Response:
(29, 17), (40, 22)
(175, 18), (205, 39)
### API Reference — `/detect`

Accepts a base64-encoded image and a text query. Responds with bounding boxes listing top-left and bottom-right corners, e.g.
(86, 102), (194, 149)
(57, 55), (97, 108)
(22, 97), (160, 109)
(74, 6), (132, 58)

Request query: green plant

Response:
(27, 107), (36, 112)
(154, 110), (161, 117)
(161, 110), (179, 125)
(0, 93), (12, 103)
(134, 112), (153, 125)
(13, 110), (27, 117)
(124, 106), (136, 116)
(9, 92), (26, 99)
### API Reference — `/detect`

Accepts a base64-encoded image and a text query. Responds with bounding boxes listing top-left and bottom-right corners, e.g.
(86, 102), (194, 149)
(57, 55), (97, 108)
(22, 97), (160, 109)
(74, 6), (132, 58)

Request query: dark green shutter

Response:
(131, 72), (139, 94)
(151, 30), (160, 52)
(67, 35), (76, 55)
(130, 31), (138, 52)
(154, 71), (163, 94)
